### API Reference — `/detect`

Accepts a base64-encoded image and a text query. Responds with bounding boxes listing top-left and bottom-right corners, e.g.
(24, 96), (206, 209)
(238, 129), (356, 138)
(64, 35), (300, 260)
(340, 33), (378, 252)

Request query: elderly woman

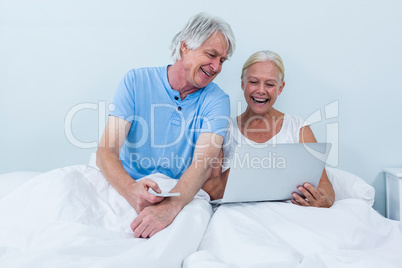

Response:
(203, 50), (335, 208)
(97, 12), (236, 238)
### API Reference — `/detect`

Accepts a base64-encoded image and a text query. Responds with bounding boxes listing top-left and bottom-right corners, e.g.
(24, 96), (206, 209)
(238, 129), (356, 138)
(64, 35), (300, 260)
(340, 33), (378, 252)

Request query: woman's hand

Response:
(291, 183), (334, 208)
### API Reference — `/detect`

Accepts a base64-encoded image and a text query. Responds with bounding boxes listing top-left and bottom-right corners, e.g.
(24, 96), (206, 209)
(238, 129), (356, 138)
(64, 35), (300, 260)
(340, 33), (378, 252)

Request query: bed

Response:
(1, 155), (402, 267)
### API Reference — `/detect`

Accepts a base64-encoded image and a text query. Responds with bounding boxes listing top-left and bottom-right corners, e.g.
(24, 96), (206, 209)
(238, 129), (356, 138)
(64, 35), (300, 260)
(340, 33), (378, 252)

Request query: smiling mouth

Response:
(252, 97), (269, 104)
(201, 67), (211, 77)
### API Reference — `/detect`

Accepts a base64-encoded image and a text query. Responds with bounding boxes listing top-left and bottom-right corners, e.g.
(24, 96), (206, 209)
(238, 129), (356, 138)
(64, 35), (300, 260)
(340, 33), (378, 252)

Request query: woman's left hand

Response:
(291, 183), (333, 208)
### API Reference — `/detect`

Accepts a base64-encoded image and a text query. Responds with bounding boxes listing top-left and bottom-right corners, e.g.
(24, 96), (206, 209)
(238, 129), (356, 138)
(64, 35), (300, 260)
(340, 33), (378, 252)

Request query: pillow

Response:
(325, 167), (375, 206)
(0, 171), (42, 199)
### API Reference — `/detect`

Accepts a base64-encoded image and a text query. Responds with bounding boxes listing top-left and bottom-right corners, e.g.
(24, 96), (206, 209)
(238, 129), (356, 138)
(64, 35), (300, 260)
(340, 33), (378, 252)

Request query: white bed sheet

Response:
(0, 163), (398, 268)
(184, 200), (402, 268)
(0, 165), (213, 267)
(0, 171), (42, 199)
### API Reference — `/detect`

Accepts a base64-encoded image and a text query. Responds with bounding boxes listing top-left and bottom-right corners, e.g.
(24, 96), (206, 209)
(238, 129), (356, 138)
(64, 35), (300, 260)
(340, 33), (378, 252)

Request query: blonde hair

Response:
(241, 50), (285, 82)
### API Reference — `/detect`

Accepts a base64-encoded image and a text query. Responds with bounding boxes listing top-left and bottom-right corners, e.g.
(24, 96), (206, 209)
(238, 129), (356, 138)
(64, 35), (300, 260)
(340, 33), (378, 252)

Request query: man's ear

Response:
(278, 81), (285, 95)
(180, 41), (189, 54)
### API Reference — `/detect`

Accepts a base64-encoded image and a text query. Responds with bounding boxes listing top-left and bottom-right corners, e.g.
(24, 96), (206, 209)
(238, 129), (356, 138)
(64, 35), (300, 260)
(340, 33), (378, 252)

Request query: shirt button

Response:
(178, 107), (182, 111)
(174, 96), (179, 100)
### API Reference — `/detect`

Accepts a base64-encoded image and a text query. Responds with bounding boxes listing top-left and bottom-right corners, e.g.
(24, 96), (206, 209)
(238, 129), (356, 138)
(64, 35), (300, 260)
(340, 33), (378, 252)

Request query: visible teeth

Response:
(201, 68), (211, 77)
(252, 97), (269, 104)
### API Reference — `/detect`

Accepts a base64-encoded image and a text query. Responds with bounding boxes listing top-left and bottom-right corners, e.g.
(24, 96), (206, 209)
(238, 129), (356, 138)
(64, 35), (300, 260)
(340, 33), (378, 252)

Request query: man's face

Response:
(180, 32), (228, 89)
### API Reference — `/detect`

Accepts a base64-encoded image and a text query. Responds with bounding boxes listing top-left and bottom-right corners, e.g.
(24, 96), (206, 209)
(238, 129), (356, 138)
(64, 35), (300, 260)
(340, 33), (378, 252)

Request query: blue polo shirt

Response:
(110, 66), (230, 180)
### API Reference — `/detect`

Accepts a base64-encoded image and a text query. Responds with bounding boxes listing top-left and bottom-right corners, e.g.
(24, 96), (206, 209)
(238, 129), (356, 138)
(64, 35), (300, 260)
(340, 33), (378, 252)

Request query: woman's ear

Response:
(241, 80), (245, 91)
(278, 81), (285, 95)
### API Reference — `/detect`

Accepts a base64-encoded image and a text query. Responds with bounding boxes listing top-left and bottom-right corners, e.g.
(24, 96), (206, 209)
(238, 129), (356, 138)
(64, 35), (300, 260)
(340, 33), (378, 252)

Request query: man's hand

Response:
(129, 132), (225, 238)
(291, 183), (333, 208)
(130, 200), (180, 238)
(125, 179), (165, 213)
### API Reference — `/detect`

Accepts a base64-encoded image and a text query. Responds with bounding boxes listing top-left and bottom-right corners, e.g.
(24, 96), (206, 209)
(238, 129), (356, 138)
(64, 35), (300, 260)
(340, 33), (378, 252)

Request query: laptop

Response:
(210, 143), (331, 205)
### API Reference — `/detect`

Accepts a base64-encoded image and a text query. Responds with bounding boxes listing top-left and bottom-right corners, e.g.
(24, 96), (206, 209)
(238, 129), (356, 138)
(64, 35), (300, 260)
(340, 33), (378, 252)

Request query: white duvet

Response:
(184, 200), (402, 268)
(0, 165), (213, 268)
(2, 165), (402, 268)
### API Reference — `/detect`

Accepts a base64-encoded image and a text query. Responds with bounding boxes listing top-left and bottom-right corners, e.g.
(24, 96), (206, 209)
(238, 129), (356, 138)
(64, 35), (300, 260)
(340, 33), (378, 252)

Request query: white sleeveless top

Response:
(222, 114), (306, 172)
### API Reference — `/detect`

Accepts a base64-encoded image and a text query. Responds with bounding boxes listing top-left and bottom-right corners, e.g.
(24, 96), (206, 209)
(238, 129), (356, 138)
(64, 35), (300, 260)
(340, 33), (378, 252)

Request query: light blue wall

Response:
(1, 0), (401, 215)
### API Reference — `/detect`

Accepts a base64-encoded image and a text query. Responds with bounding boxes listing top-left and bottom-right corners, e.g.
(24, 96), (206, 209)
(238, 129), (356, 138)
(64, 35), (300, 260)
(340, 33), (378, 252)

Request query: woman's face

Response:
(242, 60), (285, 116)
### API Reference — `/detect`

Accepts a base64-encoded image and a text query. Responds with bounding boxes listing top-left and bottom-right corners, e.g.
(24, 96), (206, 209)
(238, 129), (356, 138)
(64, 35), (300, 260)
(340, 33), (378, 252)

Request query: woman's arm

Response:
(291, 126), (335, 208)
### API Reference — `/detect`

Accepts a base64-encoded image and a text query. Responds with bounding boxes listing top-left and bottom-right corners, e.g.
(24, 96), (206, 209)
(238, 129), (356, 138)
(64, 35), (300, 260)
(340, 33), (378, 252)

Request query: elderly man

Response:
(96, 13), (235, 238)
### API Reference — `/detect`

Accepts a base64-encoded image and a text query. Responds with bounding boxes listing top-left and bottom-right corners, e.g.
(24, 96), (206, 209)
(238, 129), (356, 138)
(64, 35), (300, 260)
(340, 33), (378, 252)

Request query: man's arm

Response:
(201, 149), (230, 200)
(130, 132), (223, 238)
(290, 126), (335, 208)
(97, 116), (164, 213)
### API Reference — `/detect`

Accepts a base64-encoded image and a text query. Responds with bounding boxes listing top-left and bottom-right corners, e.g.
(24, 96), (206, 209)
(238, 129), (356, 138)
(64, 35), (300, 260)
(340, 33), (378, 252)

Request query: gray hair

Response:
(241, 50), (285, 83)
(170, 12), (236, 61)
